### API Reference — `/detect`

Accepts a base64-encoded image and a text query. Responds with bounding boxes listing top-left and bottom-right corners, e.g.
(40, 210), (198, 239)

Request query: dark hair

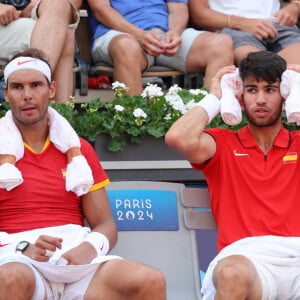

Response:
(3, 48), (52, 76)
(239, 51), (287, 83)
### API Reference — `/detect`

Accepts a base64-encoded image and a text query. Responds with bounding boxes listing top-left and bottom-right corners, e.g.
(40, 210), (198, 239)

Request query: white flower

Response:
(112, 81), (127, 90)
(171, 100), (185, 112)
(141, 83), (164, 99)
(165, 93), (185, 113)
(133, 108), (147, 118)
(189, 89), (208, 96)
(164, 113), (171, 120)
(167, 84), (182, 95)
(165, 93), (182, 104)
(114, 104), (125, 112)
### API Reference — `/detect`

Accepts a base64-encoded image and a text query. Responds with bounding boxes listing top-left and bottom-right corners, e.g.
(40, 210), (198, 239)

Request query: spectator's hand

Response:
(287, 64), (300, 73)
(273, 4), (299, 27)
(138, 30), (165, 56)
(61, 241), (98, 265)
(210, 65), (237, 99)
(163, 30), (182, 56)
(23, 235), (63, 262)
(0, 3), (20, 25)
(239, 18), (278, 40)
(20, 2), (35, 17)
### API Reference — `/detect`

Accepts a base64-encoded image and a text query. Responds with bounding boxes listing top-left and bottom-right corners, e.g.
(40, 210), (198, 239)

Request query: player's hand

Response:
(23, 235), (62, 262)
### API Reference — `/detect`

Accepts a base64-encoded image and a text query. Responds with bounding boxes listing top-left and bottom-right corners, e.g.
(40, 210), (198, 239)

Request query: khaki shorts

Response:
(91, 27), (205, 73)
(0, 0), (79, 64)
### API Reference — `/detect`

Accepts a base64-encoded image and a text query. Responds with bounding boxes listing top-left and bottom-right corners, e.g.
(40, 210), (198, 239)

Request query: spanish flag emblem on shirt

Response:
(283, 152), (298, 164)
(61, 168), (67, 178)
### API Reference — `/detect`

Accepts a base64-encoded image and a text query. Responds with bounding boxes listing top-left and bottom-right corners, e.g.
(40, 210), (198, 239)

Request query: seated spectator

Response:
(0, 0), (82, 103)
(0, 47), (166, 299)
(86, 0), (233, 96)
(189, 0), (300, 65)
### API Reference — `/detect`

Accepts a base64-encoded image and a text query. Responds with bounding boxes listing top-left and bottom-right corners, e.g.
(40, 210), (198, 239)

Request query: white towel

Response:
(0, 108), (94, 195)
(201, 235), (300, 299)
(66, 155), (94, 196)
(48, 106), (80, 153)
(0, 110), (24, 190)
(0, 163), (23, 191)
(220, 69), (243, 125)
(280, 69), (300, 125)
(0, 110), (24, 160)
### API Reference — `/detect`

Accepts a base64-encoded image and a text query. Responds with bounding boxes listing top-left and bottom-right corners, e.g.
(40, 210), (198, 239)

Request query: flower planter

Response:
(94, 134), (206, 183)
(94, 134), (185, 161)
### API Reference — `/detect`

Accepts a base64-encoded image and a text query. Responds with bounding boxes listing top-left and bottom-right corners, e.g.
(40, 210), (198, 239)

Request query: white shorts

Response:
(0, 253), (121, 299)
(0, 225), (122, 299)
(0, 0), (79, 64)
(202, 236), (300, 300)
(91, 27), (205, 73)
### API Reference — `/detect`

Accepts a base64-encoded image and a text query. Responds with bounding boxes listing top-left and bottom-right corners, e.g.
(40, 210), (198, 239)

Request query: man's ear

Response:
(2, 85), (9, 103)
(237, 95), (245, 112)
(49, 81), (56, 99)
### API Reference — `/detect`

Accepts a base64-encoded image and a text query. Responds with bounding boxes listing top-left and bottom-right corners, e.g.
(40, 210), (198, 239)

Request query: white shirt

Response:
(209, 0), (280, 19)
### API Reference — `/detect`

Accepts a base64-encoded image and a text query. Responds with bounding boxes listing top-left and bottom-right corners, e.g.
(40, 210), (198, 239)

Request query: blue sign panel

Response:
(107, 189), (179, 231)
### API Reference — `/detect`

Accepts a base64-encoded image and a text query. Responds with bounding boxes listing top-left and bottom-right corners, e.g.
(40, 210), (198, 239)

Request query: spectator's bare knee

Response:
(110, 35), (143, 64)
(37, 0), (72, 19)
(207, 33), (233, 56)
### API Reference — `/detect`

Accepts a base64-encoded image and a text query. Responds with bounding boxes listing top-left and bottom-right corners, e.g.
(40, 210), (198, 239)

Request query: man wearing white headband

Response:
(0, 0), (82, 103)
(4, 55), (52, 84)
(0, 48), (166, 300)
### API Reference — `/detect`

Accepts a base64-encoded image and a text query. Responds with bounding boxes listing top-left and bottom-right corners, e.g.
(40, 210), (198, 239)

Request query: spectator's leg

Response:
(51, 28), (75, 103)
(0, 262), (36, 299)
(84, 259), (166, 300)
(30, 0), (76, 103)
(109, 35), (148, 96)
(233, 45), (261, 65)
(277, 43), (300, 64)
(186, 32), (234, 90)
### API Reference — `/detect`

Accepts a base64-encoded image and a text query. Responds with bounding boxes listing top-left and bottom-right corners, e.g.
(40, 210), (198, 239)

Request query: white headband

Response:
(4, 56), (51, 83)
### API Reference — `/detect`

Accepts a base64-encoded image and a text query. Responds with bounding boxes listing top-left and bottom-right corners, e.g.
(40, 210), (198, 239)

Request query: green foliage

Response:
(0, 85), (299, 152)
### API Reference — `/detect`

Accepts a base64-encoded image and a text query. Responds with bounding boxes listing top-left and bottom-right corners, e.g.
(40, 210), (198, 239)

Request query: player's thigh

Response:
(87, 259), (165, 295)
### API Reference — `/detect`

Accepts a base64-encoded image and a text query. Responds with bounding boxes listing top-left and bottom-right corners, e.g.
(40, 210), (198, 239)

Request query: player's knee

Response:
(215, 262), (253, 290)
(0, 262), (35, 293)
(134, 266), (166, 297)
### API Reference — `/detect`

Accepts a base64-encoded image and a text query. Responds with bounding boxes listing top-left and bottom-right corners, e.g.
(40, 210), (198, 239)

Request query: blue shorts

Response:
(220, 24), (300, 52)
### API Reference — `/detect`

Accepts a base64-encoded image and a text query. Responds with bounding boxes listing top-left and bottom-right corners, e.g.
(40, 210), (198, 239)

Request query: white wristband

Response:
(194, 94), (221, 123)
(84, 232), (109, 256)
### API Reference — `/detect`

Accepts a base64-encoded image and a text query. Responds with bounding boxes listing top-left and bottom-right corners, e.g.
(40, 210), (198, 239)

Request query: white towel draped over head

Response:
(220, 69), (243, 126)
(280, 69), (300, 125)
